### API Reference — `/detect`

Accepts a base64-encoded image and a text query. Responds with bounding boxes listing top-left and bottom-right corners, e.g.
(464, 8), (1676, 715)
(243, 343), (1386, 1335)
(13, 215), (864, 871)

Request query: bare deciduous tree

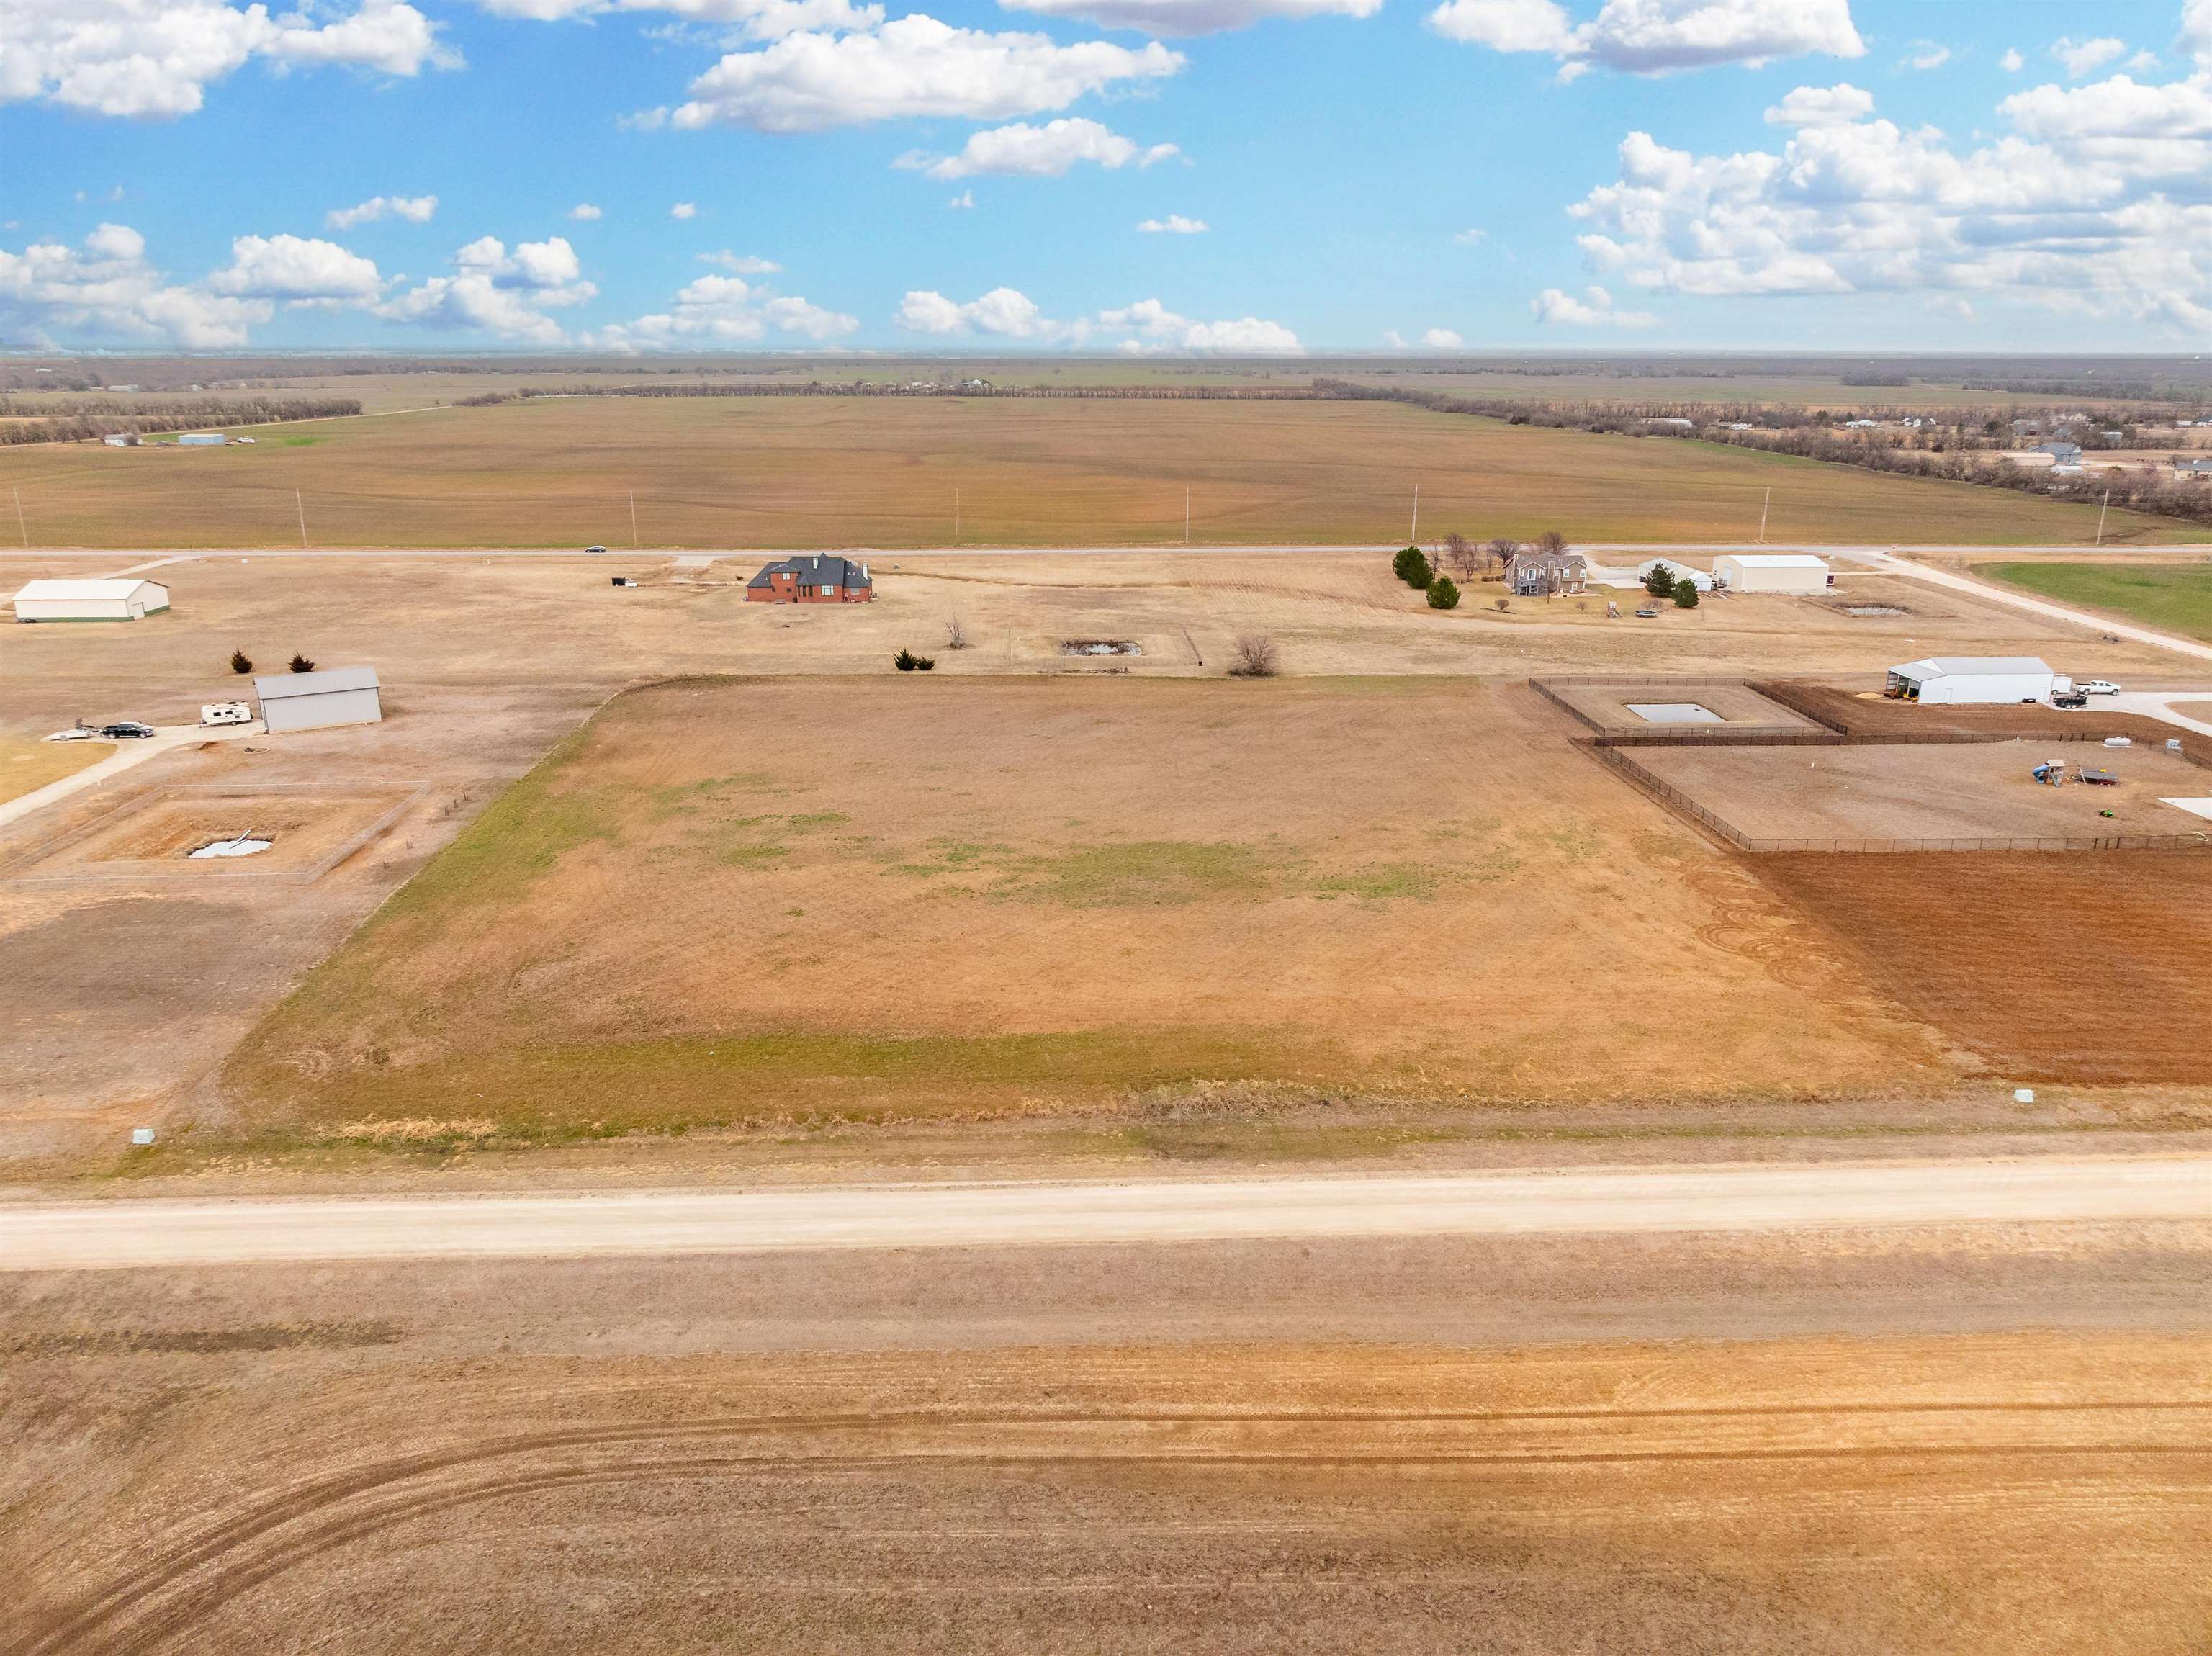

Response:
(1535, 528), (1569, 557)
(1228, 635), (1280, 678)
(1485, 535), (1518, 572)
(944, 615), (969, 649)
(1442, 531), (1475, 580)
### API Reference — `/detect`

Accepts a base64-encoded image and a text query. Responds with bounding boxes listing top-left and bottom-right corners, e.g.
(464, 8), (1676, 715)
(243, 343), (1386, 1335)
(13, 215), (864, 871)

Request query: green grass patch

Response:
(998, 840), (1278, 906)
(282, 435), (322, 447)
(230, 1025), (1359, 1137)
(1313, 862), (1442, 901)
(1974, 562), (2212, 642)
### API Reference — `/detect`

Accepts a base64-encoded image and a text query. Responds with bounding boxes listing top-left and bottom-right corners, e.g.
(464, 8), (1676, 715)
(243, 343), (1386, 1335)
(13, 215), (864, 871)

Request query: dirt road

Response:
(12, 1156), (2210, 1271)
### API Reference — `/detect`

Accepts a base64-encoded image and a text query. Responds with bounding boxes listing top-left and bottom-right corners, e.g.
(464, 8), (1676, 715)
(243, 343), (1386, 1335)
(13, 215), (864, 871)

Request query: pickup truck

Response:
(2078, 679), (2121, 696)
(2053, 691), (2089, 708)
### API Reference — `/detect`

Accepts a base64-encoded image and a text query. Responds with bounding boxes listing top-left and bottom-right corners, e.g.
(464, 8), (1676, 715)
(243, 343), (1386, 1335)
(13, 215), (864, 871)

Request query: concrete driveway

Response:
(0, 720), (264, 832)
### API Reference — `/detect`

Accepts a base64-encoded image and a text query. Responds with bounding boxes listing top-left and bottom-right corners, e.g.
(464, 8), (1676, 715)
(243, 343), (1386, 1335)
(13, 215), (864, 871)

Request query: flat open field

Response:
(12, 550), (2185, 1167)
(1974, 562), (2212, 642)
(0, 395), (2184, 549)
(221, 675), (1951, 1135)
(12, 1242), (2212, 1656)
(1628, 741), (2212, 847)
(1758, 850), (2212, 1084)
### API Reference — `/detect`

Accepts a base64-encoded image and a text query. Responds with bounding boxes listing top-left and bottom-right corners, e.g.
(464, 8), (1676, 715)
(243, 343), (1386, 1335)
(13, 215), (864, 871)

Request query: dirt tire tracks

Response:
(20, 1400), (2212, 1656)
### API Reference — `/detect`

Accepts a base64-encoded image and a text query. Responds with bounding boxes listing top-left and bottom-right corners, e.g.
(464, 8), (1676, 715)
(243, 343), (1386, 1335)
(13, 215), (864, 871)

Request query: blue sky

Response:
(3, 0), (2208, 354)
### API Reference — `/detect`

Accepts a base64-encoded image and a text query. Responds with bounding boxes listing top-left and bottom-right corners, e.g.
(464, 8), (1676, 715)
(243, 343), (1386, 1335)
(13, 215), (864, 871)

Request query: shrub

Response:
(1426, 576), (1460, 611)
(944, 616), (969, 649)
(1227, 634), (1280, 678)
(894, 648), (920, 671)
(229, 648), (253, 675)
(1673, 577), (1700, 609)
(915, 654), (936, 671)
(1493, 597), (1511, 612)
(287, 654), (315, 673)
(1392, 545), (1431, 588)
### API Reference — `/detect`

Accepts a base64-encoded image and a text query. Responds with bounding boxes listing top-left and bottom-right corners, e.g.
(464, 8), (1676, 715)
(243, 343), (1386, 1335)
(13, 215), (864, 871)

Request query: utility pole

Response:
(1408, 483), (1419, 545)
(1184, 485), (1191, 546)
(12, 486), (24, 549)
(1757, 486), (1771, 544)
(2095, 485), (2110, 547)
(629, 488), (638, 549)
(954, 489), (961, 546)
(295, 489), (307, 549)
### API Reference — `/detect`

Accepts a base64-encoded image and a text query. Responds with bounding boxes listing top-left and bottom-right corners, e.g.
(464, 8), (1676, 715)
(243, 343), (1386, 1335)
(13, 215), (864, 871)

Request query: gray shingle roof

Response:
(747, 555), (872, 590)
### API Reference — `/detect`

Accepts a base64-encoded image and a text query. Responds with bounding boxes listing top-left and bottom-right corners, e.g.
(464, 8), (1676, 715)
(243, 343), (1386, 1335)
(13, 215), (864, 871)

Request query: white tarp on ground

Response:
(1627, 703), (1725, 724)
(2159, 798), (2212, 822)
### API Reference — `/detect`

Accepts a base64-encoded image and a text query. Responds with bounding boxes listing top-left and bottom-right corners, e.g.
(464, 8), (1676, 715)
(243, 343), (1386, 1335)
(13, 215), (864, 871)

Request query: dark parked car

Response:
(2053, 692), (2088, 709)
(98, 721), (156, 739)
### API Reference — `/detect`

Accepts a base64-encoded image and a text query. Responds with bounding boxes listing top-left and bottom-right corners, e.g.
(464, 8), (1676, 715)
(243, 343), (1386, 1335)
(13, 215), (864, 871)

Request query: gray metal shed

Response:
(255, 666), (382, 733)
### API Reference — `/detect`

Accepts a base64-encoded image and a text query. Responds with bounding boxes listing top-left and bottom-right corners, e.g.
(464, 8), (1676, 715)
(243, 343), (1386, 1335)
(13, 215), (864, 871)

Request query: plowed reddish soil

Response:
(1755, 850), (2212, 1083)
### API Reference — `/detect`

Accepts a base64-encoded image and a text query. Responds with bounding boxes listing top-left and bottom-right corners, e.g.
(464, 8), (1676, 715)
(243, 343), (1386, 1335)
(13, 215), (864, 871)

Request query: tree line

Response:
(0, 395), (362, 446)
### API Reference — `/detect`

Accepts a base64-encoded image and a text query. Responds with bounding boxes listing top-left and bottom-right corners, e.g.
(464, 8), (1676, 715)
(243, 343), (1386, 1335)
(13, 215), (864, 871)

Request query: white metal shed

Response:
(255, 665), (382, 732)
(10, 578), (170, 621)
(1885, 656), (2056, 706)
(1714, 554), (1829, 594)
(1635, 558), (1712, 593)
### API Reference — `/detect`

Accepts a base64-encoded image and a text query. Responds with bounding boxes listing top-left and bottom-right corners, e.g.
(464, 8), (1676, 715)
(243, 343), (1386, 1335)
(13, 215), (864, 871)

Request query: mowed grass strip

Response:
(221, 675), (1951, 1136)
(1973, 561), (2212, 642)
(2, 395), (2188, 548)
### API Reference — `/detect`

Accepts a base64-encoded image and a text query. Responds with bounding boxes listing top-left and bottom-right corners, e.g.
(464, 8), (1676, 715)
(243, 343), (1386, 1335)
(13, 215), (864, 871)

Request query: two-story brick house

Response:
(744, 555), (876, 603)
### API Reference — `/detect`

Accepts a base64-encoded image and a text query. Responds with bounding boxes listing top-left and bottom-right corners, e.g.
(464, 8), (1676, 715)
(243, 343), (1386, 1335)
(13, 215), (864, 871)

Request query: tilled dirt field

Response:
(1755, 850), (2212, 1084)
(220, 675), (1954, 1134)
(9, 1233), (2212, 1656)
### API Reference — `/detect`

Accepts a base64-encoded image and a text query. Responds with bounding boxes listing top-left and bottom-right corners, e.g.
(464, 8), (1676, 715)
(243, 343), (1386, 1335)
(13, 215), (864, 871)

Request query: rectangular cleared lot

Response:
(1627, 741), (2212, 849)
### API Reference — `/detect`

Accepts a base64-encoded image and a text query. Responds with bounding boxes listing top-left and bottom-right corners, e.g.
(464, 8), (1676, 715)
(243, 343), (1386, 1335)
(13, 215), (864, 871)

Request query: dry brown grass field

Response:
(221, 675), (1954, 1137)
(0, 395), (2188, 549)
(12, 1296), (2212, 1656)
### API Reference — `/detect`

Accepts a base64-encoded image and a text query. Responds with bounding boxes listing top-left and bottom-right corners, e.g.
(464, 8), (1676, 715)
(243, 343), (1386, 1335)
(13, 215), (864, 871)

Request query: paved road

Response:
(7, 1157), (2208, 1272)
(1835, 550), (2212, 667)
(4, 541), (2186, 562)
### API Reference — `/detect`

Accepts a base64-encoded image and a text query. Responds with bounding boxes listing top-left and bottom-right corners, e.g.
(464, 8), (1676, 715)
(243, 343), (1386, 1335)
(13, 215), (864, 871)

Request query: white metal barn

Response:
(10, 578), (170, 621)
(1885, 656), (2056, 706)
(255, 666), (382, 732)
(1714, 554), (1829, 593)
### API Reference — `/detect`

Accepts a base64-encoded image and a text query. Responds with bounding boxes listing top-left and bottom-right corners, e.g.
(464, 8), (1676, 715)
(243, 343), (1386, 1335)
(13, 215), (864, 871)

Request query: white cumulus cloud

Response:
(1532, 284), (1656, 326)
(1565, 72), (2212, 331)
(0, 0), (457, 118)
(569, 202), (603, 220)
(662, 13), (1182, 131)
(671, 202), (699, 219)
(589, 271), (858, 350)
(2000, 47), (2024, 72)
(1901, 41), (1948, 71)
(894, 287), (1299, 352)
(1421, 328), (1464, 348)
(326, 194), (439, 230)
(0, 223), (271, 348)
(995, 0), (1380, 36)
(207, 233), (384, 302)
(902, 117), (1176, 179)
(474, 0), (883, 35)
(701, 251), (782, 271)
(1138, 214), (1208, 233)
(1763, 81), (1874, 125)
(2052, 36), (2126, 79)
(1429, 0), (1863, 76)
(378, 235), (596, 343)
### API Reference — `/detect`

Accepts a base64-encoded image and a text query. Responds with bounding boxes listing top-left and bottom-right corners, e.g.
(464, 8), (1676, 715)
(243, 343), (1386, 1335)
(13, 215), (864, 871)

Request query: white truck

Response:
(201, 701), (253, 726)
